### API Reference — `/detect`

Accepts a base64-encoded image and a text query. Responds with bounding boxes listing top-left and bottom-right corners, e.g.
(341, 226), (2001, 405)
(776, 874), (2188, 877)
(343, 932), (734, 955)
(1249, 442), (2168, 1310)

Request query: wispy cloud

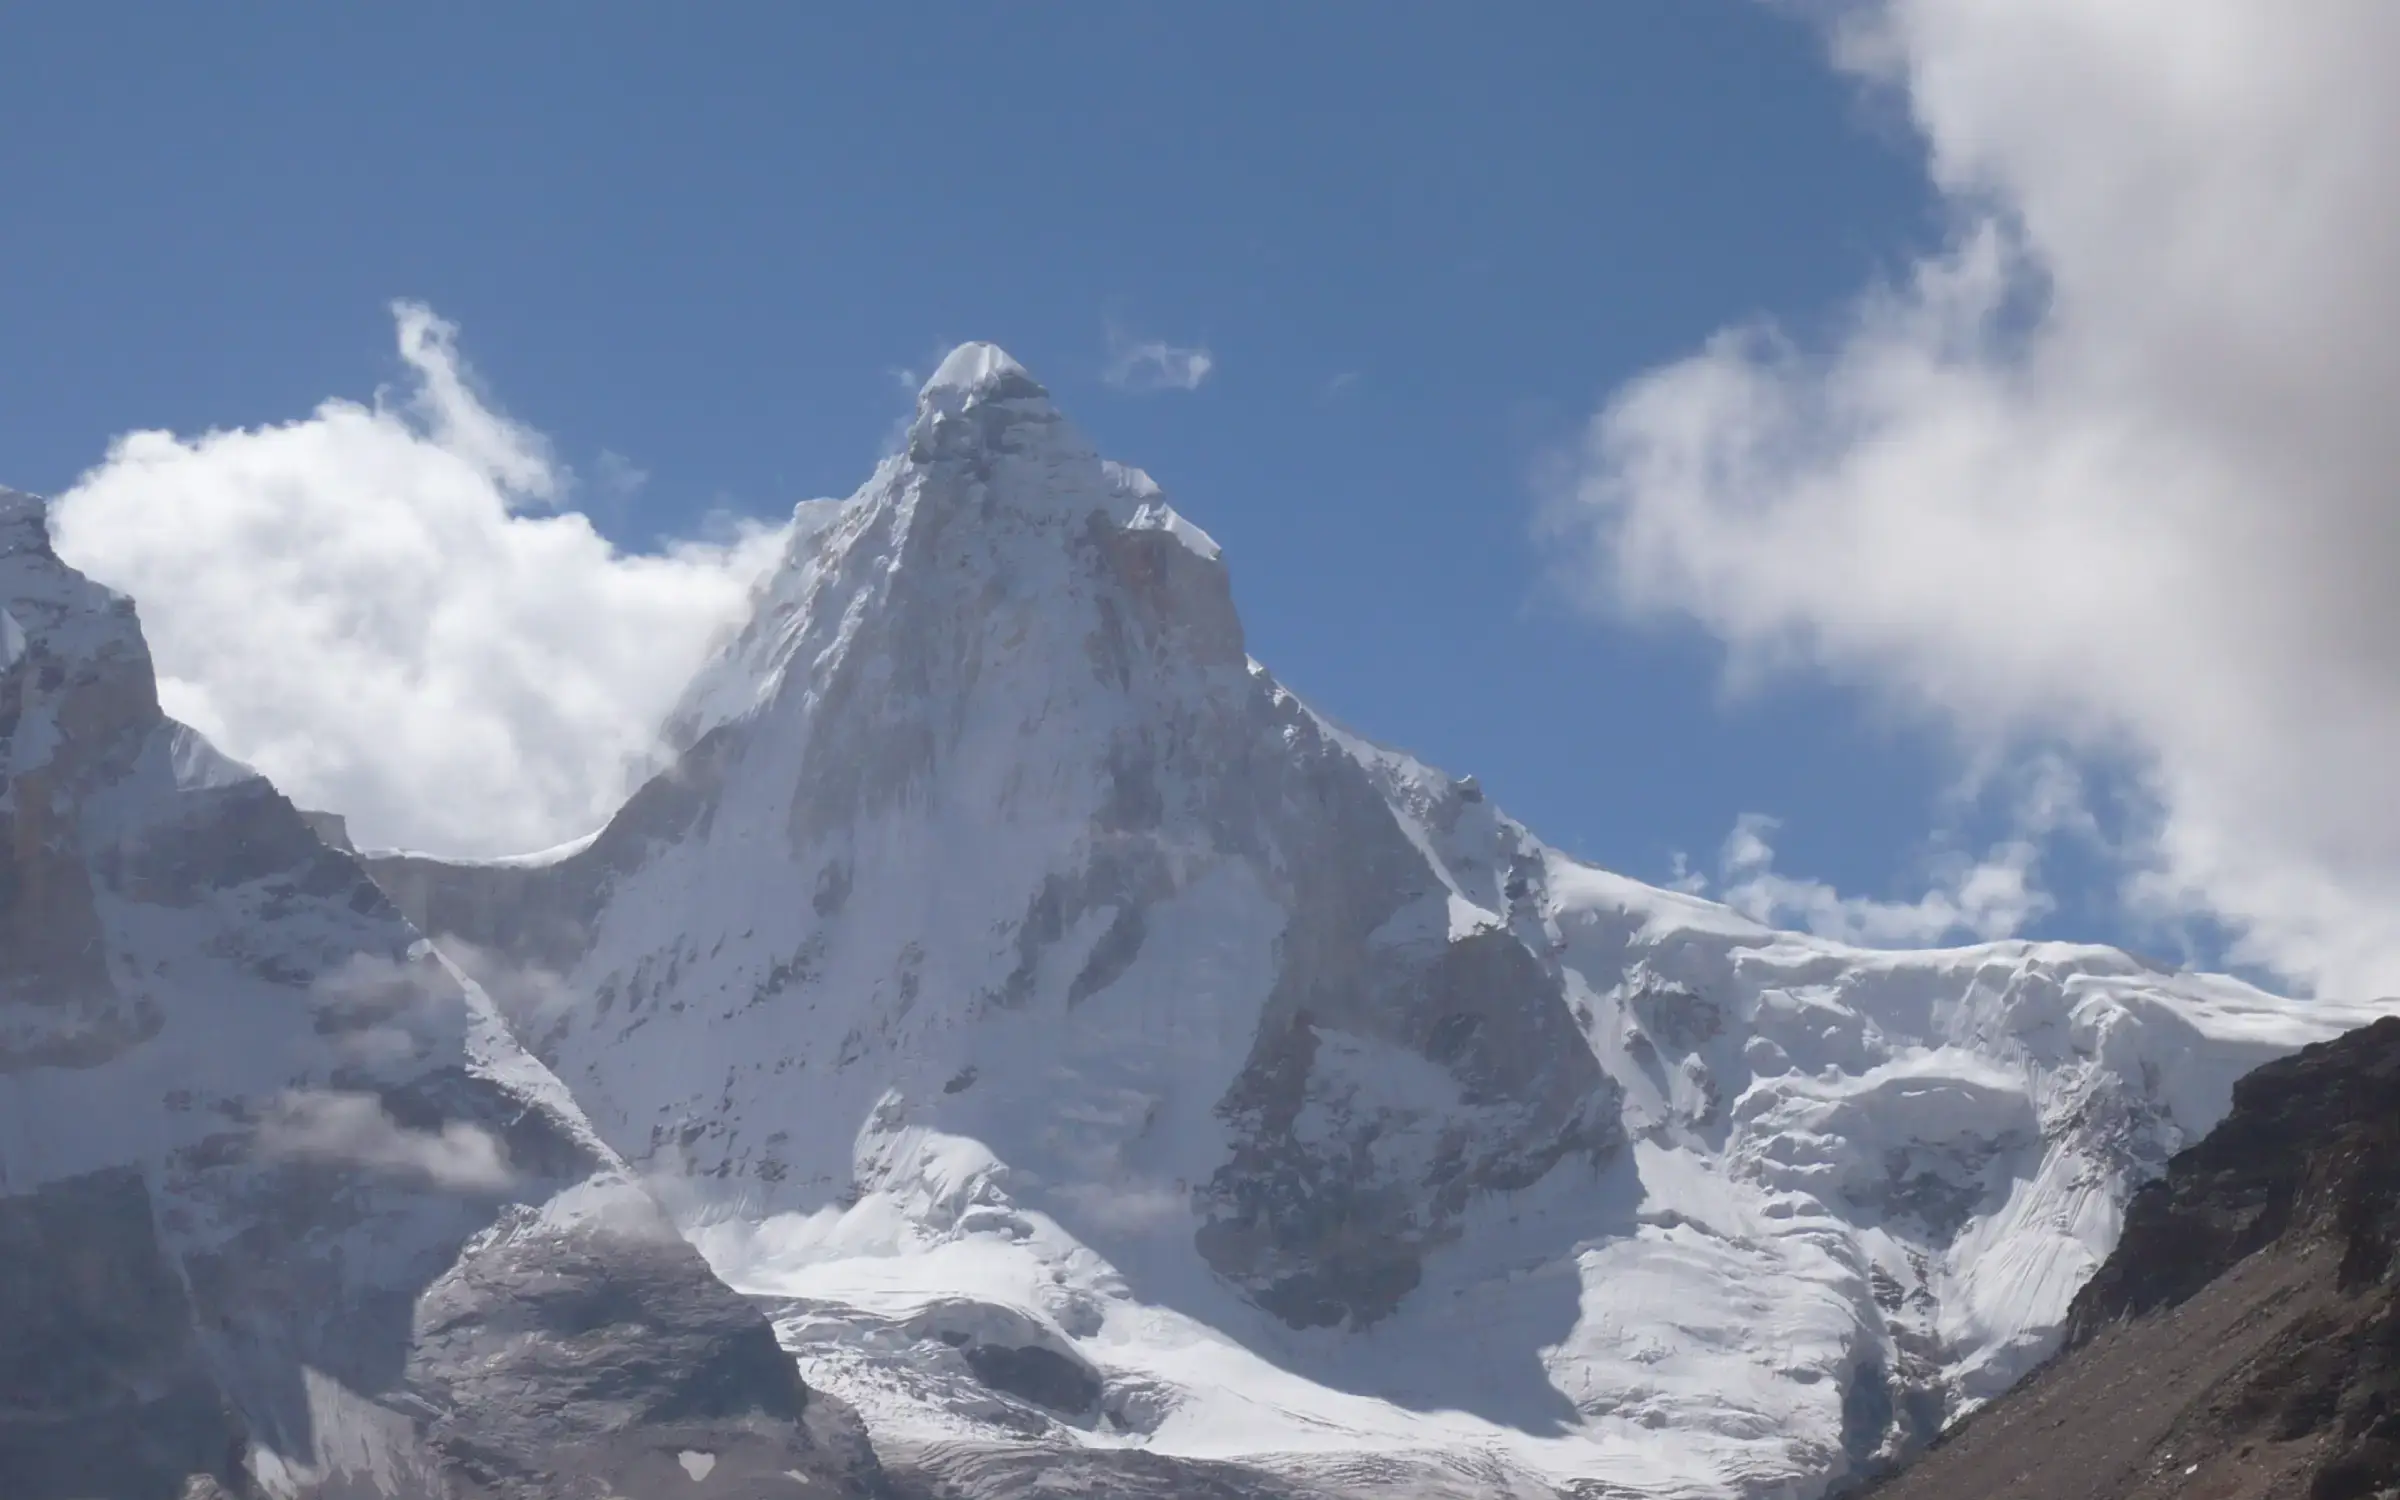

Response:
(592, 449), (649, 500)
(1104, 325), (1214, 393)
(308, 949), (464, 1074)
(1702, 814), (2050, 948)
(1049, 1178), (1193, 1236)
(1672, 753), (2096, 947)
(258, 1088), (515, 1193)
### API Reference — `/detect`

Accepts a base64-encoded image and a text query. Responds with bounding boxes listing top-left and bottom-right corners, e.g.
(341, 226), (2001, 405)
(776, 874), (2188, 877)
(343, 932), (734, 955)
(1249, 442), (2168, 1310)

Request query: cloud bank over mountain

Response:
(1559, 0), (2400, 996)
(51, 302), (788, 857)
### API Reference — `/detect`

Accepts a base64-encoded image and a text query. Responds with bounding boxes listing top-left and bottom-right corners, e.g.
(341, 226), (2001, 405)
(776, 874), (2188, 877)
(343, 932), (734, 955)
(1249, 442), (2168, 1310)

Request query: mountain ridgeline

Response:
(3, 345), (2392, 1500)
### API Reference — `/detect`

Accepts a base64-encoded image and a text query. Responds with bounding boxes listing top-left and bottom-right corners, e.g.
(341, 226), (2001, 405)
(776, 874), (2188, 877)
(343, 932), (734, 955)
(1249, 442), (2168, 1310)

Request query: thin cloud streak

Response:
(257, 1088), (515, 1193)
(1104, 325), (1215, 392)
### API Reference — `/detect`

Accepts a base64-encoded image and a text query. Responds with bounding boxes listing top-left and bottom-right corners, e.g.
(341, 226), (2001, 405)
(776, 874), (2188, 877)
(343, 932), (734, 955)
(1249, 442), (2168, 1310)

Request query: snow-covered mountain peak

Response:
(659, 346), (1225, 754)
(1, 486), (157, 801)
(918, 340), (1044, 410)
(381, 362), (1618, 1341)
(895, 344), (1214, 560)
(370, 372), (2394, 1500)
(0, 483), (45, 539)
(904, 340), (1086, 473)
(1, 484), (138, 648)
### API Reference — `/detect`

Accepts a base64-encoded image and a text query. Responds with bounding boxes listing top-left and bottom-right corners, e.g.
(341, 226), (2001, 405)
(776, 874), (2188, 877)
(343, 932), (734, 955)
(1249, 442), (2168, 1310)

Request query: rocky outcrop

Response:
(0, 489), (889, 1499)
(2065, 1015), (2400, 1340)
(1864, 1014), (2400, 1500)
(0, 1168), (252, 1500)
(405, 1207), (889, 1498)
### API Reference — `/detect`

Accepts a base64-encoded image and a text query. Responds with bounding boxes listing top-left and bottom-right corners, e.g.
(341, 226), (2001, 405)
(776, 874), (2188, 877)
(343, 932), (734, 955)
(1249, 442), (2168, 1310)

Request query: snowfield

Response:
(368, 346), (2393, 1500)
(673, 900), (2377, 1499)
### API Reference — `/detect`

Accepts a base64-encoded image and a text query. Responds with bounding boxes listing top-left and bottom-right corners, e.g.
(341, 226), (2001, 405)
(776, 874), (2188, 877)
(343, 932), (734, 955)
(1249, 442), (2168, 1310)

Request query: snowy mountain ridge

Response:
(0, 487), (886, 1499)
(338, 349), (2398, 1498)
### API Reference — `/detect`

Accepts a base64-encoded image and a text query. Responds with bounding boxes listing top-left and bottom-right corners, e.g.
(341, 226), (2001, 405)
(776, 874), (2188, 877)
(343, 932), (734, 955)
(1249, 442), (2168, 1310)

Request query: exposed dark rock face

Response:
(2067, 1014), (2400, 1339)
(1192, 764), (1621, 1330)
(950, 1342), (1102, 1416)
(0, 1169), (254, 1500)
(1866, 1014), (2400, 1500)
(407, 1213), (890, 1498)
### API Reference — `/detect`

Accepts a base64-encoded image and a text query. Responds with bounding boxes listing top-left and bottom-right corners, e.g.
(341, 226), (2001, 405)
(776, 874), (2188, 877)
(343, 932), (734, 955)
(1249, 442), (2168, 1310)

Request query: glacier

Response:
(361, 345), (2395, 1499)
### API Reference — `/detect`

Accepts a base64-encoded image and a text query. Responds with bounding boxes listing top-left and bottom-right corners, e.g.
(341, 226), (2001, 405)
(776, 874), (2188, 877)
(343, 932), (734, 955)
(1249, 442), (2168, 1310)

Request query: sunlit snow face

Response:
(340, 346), (2386, 1499)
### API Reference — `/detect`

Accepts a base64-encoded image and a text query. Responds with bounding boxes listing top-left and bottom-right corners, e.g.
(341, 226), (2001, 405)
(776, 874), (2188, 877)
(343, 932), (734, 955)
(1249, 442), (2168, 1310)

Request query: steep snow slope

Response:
(0, 490), (885, 1499)
(373, 349), (2391, 1500)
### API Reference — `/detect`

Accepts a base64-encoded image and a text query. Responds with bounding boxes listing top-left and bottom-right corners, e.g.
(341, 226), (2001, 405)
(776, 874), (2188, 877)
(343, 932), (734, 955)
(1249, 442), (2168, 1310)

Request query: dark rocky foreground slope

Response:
(0, 489), (888, 1499)
(1867, 1014), (2400, 1500)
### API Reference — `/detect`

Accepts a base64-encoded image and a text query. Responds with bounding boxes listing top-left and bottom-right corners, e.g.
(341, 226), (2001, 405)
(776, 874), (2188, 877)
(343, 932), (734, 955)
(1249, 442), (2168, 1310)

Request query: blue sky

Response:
(16, 3), (2351, 969)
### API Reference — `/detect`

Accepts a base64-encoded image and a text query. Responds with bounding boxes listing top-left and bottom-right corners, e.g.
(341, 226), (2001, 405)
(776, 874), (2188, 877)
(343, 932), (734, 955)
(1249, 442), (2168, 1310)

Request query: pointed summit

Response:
(0, 486), (51, 554)
(917, 340), (1051, 418)
(906, 340), (1073, 466)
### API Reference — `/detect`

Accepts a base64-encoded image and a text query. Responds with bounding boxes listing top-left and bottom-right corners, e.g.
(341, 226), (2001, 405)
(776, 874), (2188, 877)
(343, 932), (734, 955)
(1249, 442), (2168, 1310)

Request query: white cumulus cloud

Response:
(1555, 0), (2400, 997)
(51, 302), (788, 857)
